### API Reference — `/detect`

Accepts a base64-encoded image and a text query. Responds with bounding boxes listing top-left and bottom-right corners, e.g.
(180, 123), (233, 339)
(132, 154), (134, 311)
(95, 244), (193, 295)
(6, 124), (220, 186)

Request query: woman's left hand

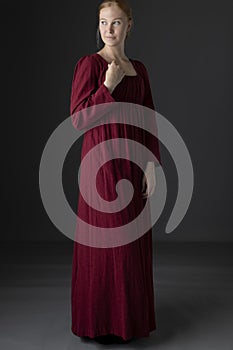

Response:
(141, 162), (156, 198)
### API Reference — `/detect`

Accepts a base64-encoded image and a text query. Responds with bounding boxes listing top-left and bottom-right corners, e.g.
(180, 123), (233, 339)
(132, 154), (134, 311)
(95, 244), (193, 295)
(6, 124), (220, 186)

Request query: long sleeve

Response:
(140, 62), (162, 167)
(70, 55), (116, 130)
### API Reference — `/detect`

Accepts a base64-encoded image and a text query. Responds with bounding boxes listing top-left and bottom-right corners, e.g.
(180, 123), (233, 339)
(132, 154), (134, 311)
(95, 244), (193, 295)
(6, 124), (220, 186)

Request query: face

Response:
(99, 3), (131, 47)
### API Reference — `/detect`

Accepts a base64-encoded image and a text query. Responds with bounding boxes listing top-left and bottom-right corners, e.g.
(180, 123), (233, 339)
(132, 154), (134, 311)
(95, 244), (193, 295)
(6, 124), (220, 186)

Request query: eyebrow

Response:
(100, 17), (124, 20)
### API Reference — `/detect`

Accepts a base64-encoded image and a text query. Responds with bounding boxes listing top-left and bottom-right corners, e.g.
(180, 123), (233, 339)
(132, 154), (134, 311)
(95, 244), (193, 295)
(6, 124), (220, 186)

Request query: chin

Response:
(104, 42), (118, 47)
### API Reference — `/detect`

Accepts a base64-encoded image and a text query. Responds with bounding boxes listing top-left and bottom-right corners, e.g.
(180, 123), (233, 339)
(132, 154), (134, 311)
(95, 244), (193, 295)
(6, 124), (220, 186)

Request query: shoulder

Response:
(72, 54), (101, 80)
(131, 58), (150, 76)
(131, 58), (146, 68)
(74, 54), (97, 69)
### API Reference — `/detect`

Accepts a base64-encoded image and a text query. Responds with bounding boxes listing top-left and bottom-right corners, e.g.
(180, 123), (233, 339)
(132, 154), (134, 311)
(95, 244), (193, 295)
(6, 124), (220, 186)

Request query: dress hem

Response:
(71, 325), (156, 341)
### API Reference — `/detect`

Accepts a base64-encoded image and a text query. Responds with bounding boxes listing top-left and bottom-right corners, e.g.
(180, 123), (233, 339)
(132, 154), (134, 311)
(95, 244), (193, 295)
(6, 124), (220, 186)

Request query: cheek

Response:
(120, 27), (127, 34)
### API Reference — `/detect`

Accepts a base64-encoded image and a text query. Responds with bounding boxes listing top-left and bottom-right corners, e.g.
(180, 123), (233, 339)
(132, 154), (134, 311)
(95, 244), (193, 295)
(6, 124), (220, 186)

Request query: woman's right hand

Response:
(104, 60), (125, 92)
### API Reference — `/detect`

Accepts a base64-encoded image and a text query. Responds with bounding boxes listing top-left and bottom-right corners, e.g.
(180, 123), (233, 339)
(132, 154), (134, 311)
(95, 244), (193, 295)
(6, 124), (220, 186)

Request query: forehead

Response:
(99, 4), (125, 18)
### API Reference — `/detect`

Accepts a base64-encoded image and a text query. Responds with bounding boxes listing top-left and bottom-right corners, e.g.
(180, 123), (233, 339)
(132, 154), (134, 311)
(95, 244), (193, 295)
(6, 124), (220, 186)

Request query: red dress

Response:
(70, 52), (162, 340)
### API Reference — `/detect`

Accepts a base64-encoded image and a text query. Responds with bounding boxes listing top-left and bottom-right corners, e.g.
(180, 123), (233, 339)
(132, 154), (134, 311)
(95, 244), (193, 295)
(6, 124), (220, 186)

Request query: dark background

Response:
(3, 0), (233, 243)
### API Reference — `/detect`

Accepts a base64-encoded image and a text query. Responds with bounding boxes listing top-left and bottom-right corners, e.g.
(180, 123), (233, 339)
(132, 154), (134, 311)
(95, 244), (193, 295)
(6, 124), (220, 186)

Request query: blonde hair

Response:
(98, 0), (133, 22)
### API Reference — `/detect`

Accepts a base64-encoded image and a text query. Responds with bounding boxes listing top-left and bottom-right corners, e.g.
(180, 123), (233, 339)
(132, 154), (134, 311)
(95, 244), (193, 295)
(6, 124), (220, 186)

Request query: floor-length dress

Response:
(70, 52), (162, 341)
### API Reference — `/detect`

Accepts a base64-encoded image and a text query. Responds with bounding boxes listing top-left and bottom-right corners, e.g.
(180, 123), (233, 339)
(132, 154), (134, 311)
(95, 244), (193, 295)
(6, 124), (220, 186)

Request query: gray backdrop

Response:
(3, 0), (233, 242)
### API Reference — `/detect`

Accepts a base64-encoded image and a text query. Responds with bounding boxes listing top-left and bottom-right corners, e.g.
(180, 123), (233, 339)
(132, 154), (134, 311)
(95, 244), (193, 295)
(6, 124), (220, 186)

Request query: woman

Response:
(70, 0), (162, 344)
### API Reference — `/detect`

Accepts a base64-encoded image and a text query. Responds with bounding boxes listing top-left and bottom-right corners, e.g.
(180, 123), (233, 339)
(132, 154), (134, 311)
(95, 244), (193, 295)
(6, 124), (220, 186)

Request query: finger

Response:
(142, 191), (148, 199)
(148, 183), (156, 197)
(146, 185), (151, 197)
(146, 182), (151, 197)
(145, 179), (153, 197)
(141, 177), (147, 192)
(141, 184), (148, 198)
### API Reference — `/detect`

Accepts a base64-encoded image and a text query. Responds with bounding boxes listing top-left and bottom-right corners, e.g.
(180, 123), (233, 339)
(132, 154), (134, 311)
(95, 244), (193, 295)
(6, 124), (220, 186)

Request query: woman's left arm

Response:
(140, 62), (162, 168)
(140, 62), (161, 198)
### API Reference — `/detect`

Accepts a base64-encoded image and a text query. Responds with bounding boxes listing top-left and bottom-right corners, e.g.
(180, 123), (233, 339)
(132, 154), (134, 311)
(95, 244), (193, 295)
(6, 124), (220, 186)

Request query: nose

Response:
(107, 24), (114, 33)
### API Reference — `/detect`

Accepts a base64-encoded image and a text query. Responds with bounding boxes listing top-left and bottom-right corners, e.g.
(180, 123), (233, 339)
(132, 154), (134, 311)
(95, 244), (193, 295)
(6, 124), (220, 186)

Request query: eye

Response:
(113, 20), (121, 25)
(100, 20), (107, 25)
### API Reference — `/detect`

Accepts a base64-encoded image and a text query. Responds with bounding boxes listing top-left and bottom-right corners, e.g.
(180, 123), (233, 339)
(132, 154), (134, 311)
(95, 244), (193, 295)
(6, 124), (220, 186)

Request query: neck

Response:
(102, 45), (127, 60)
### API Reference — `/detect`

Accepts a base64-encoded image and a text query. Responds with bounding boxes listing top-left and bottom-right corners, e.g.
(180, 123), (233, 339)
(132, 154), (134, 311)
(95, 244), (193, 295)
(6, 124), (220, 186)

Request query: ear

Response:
(127, 19), (132, 32)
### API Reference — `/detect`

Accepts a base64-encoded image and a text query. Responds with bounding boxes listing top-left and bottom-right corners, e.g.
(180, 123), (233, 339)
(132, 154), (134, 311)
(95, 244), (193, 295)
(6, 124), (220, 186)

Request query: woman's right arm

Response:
(70, 55), (116, 130)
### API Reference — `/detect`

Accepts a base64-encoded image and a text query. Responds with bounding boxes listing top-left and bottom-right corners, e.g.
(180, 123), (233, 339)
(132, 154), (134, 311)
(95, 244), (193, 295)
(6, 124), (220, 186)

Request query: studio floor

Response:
(0, 241), (232, 350)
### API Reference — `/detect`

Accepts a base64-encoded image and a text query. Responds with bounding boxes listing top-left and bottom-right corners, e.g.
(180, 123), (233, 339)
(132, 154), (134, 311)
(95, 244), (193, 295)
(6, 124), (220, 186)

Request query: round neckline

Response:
(93, 52), (138, 77)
